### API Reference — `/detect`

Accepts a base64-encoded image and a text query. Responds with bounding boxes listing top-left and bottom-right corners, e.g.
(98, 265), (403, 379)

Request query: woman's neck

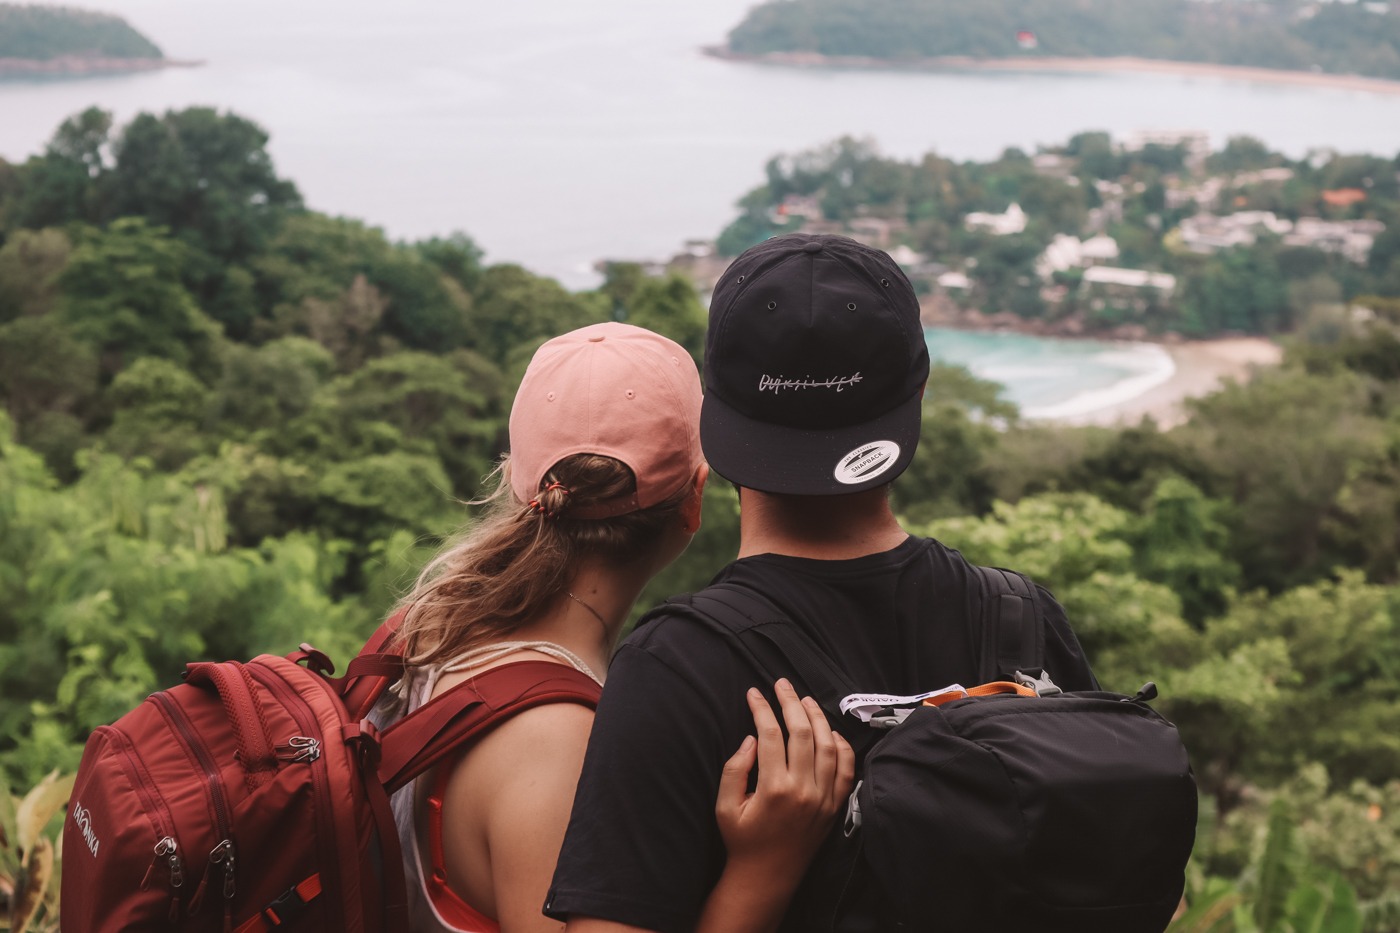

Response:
(507, 561), (649, 680)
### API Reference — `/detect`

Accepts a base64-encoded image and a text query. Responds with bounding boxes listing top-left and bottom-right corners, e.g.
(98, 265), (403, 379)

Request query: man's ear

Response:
(681, 463), (709, 534)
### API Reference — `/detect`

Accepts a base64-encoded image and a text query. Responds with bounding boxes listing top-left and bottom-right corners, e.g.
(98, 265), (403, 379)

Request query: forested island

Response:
(3, 107), (1400, 929)
(718, 0), (1400, 84)
(686, 132), (1400, 343)
(0, 3), (180, 77)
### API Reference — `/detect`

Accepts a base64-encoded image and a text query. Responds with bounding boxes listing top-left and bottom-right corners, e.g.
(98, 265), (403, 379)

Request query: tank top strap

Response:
(439, 640), (603, 687)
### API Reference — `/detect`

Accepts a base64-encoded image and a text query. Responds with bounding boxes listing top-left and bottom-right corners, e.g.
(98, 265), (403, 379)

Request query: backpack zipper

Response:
(150, 691), (237, 919)
(100, 725), (187, 906)
(247, 663), (343, 929)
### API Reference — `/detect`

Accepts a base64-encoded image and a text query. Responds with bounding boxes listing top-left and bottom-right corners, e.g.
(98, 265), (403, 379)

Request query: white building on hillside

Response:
(1284, 218), (1385, 264)
(1036, 233), (1121, 279)
(1082, 266), (1177, 295)
(964, 203), (1027, 236)
(1179, 211), (1293, 253)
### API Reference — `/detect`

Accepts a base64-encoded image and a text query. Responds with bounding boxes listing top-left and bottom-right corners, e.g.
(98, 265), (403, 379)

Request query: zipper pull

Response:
(209, 838), (236, 899)
(159, 836), (185, 889)
(274, 735), (321, 763)
(142, 836), (183, 891)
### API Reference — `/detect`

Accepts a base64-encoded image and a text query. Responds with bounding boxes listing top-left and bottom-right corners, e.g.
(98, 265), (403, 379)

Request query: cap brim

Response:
(700, 389), (923, 496)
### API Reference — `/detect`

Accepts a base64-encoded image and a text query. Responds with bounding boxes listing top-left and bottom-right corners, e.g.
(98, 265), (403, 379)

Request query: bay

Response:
(924, 328), (1176, 420)
(2, 0), (1399, 291)
(0, 0), (1381, 417)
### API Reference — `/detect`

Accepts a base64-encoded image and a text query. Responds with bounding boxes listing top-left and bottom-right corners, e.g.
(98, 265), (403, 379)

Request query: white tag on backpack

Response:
(840, 685), (967, 722)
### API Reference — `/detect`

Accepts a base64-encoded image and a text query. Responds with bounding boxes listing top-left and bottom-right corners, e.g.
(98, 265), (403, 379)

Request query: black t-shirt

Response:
(545, 536), (1096, 933)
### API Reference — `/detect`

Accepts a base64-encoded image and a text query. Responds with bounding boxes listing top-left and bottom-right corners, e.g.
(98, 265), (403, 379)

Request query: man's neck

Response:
(735, 486), (910, 560)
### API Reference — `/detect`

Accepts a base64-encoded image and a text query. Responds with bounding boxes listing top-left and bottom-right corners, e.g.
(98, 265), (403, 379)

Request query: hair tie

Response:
(527, 481), (572, 520)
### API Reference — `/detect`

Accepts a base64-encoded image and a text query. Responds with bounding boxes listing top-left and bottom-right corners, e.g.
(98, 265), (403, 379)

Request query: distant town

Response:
(631, 130), (1397, 340)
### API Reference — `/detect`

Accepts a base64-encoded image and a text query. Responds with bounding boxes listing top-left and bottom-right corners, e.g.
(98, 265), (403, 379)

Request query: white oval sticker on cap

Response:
(834, 441), (901, 485)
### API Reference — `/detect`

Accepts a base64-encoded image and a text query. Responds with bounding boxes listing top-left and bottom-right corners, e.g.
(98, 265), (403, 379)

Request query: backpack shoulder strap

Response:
(974, 565), (1059, 695)
(337, 609), (410, 722)
(663, 584), (859, 722)
(377, 660), (600, 794)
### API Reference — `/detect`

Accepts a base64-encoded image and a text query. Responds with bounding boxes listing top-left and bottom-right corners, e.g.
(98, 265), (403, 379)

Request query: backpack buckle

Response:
(262, 878), (316, 926)
(1012, 669), (1062, 697)
(843, 780), (864, 837)
(868, 708), (917, 730)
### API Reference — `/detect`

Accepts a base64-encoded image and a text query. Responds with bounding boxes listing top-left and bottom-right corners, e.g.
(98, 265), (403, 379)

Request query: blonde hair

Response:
(395, 453), (691, 669)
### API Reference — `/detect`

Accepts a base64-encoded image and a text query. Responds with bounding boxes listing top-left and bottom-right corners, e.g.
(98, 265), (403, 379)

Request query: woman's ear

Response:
(680, 463), (709, 534)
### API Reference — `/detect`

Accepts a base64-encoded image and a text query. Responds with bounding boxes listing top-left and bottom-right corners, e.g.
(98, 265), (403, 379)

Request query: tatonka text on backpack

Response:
(60, 614), (600, 932)
(658, 567), (1198, 933)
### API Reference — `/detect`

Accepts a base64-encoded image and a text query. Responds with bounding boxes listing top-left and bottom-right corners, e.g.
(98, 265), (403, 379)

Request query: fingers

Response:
(775, 679), (815, 782)
(804, 695), (837, 787)
(746, 687), (786, 788)
(830, 732), (856, 812)
(715, 735), (756, 819)
(747, 681), (852, 816)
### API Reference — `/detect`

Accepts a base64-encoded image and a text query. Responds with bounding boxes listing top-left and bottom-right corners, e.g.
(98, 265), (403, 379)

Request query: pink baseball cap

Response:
(509, 322), (704, 517)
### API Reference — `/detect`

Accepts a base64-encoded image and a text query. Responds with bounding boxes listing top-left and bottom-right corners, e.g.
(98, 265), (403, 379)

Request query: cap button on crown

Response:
(588, 335), (605, 342)
(802, 241), (823, 254)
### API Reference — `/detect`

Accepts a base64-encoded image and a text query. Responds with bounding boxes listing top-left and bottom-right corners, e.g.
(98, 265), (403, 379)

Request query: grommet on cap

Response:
(803, 241), (823, 253)
(767, 300), (777, 310)
(547, 392), (556, 401)
(881, 278), (891, 287)
(736, 275), (745, 283)
(847, 302), (857, 311)
(625, 389), (635, 399)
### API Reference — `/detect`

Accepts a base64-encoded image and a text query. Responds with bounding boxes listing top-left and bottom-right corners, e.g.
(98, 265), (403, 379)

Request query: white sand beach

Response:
(1049, 337), (1283, 428)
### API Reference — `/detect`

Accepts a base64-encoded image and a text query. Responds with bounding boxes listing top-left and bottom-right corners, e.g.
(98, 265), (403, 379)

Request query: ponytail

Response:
(395, 453), (690, 669)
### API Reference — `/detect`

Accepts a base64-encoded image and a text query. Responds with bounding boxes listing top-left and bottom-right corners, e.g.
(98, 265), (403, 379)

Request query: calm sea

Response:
(2, 0), (1394, 413)
(925, 328), (1175, 419)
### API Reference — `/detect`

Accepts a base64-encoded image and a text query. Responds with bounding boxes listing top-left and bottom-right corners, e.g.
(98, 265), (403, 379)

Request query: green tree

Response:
(1179, 369), (1386, 591)
(103, 108), (302, 264)
(0, 316), (97, 434)
(0, 228), (72, 322)
(104, 357), (212, 469)
(59, 219), (223, 379)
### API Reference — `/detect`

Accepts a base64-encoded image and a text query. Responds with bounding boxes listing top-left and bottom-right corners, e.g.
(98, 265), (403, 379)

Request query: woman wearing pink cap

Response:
(377, 322), (854, 933)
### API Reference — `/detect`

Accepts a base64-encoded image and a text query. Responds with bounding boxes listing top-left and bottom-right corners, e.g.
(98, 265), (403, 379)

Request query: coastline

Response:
(705, 47), (1400, 97)
(0, 56), (202, 78)
(1037, 336), (1283, 429)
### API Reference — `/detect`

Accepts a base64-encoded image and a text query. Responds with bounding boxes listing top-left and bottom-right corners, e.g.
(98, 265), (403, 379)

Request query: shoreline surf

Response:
(927, 328), (1284, 428)
(707, 48), (1400, 97)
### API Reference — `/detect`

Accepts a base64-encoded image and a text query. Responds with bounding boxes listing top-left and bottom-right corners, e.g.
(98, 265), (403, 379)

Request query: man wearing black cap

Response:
(546, 234), (1097, 932)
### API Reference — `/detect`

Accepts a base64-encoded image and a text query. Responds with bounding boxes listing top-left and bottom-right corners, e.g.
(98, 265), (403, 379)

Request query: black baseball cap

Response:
(701, 234), (930, 495)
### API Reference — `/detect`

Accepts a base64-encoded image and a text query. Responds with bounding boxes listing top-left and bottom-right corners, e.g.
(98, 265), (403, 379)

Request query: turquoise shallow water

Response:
(925, 328), (1175, 420)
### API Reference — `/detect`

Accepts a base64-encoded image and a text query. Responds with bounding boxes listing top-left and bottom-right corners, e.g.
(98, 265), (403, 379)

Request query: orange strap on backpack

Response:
(922, 681), (1036, 708)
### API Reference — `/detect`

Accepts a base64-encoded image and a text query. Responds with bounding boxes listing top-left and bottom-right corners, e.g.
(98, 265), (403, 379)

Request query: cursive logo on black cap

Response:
(758, 372), (863, 394)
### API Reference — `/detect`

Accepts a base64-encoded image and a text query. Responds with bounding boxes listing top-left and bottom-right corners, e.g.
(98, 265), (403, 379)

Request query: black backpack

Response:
(661, 566), (1198, 932)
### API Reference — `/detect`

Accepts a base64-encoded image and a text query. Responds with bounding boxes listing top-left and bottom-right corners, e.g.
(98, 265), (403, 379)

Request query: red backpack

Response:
(59, 615), (601, 932)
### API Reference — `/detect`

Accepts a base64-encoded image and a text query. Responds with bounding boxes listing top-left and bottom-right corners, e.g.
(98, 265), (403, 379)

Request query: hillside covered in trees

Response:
(723, 0), (1400, 81)
(0, 3), (164, 74)
(3, 107), (1400, 928)
(706, 134), (1400, 339)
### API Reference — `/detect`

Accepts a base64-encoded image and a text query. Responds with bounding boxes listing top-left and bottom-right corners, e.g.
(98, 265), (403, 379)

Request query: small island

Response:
(713, 0), (1400, 89)
(0, 3), (193, 77)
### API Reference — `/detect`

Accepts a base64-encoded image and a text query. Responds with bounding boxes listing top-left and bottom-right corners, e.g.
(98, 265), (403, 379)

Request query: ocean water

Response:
(926, 328), (1176, 420)
(1, 0), (1388, 414)
(3, 0), (1399, 290)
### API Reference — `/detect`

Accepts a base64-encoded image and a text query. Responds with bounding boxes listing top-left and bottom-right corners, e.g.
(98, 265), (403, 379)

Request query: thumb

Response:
(716, 735), (757, 816)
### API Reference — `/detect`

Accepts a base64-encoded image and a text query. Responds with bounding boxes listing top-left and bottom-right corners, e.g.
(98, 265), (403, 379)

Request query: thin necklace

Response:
(566, 590), (611, 642)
